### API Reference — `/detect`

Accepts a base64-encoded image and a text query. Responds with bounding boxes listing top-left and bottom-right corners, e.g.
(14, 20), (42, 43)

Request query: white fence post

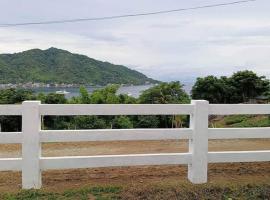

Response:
(22, 101), (41, 189)
(188, 100), (209, 183)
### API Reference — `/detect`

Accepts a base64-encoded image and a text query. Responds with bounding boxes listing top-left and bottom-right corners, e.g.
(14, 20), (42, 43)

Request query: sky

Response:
(0, 0), (270, 83)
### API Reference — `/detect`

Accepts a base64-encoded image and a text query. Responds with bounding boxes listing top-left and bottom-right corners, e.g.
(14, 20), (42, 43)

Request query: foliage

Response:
(191, 76), (232, 103)
(139, 81), (190, 104)
(78, 86), (91, 103)
(212, 115), (270, 128)
(43, 93), (67, 104)
(68, 85), (137, 130)
(132, 116), (160, 128)
(229, 115), (270, 128)
(0, 88), (35, 104)
(0, 116), (21, 132)
(139, 81), (190, 128)
(0, 82), (191, 131)
(0, 186), (121, 200)
(0, 76), (269, 131)
(230, 70), (270, 102)
(39, 93), (69, 130)
(192, 70), (270, 103)
(0, 88), (35, 131)
(70, 116), (108, 130)
(90, 85), (121, 104)
(112, 116), (133, 129)
(263, 90), (270, 98)
(0, 47), (158, 85)
(224, 115), (250, 125)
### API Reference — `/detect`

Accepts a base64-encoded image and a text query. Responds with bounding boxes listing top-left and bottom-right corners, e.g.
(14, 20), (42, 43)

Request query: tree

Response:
(90, 84), (120, 104)
(139, 82), (190, 104)
(79, 86), (91, 103)
(40, 93), (68, 130)
(191, 70), (270, 104)
(42, 93), (67, 104)
(133, 115), (160, 128)
(191, 76), (230, 103)
(229, 70), (270, 103)
(70, 116), (107, 129)
(0, 88), (34, 131)
(66, 85), (137, 130)
(0, 88), (34, 104)
(118, 94), (137, 104)
(112, 116), (133, 129)
(139, 82), (190, 128)
(263, 91), (270, 99)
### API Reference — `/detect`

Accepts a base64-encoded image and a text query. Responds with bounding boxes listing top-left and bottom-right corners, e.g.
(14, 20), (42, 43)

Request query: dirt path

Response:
(0, 139), (269, 192)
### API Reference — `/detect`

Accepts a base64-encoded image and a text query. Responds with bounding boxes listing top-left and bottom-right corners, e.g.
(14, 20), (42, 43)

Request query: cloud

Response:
(0, 0), (270, 81)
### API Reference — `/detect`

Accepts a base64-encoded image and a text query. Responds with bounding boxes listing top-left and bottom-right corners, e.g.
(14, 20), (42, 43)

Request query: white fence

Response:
(0, 100), (270, 189)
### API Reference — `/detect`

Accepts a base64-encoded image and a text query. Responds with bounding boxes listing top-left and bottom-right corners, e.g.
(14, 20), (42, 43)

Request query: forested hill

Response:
(0, 47), (159, 85)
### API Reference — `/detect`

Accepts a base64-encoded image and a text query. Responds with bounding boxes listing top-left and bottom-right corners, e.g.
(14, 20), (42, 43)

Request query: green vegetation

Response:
(0, 48), (158, 85)
(224, 115), (251, 125)
(0, 81), (190, 131)
(0, 70), (269, 131)
(0, 183), (269, 200)
(138, 82), (190, 104)
(192, 70), (270, 103)
(192, 70), (270, 128)
(0, 186), (121, 200)
(212, 115), (270, 128)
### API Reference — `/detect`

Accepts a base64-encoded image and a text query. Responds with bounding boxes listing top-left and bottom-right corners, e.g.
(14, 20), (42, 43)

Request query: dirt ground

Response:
(0, 139), (269, 192)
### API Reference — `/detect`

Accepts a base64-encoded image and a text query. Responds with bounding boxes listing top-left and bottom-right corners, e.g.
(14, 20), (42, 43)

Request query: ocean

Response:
(32, 83), (192, 99)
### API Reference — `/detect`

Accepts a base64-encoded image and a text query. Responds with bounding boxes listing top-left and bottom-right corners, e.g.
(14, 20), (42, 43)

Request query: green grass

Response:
(231, 116), (270, 127)
(224, 115), (251, 125)
(0, 186), (121, 200)
(213, 115), (270, 128)
(1, 183), (269, 200)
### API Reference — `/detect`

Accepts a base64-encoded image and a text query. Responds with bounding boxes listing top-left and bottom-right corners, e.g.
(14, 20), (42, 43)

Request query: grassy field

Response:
(0, 186), (121, 200)
(0, 182), (269, 200)
(211, 115), (270, 128)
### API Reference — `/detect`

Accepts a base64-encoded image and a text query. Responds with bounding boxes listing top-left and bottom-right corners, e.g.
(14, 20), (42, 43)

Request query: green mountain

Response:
(0, 48), (158, 85)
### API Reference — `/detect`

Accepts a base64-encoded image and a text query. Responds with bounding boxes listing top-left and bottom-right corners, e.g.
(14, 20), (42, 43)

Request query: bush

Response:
(224, 115), (249, 125)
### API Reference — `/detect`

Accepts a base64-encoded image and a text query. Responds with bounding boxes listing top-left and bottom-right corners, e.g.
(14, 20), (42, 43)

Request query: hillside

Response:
(0, 48), (158, 85)
(210, 114), (270, 128)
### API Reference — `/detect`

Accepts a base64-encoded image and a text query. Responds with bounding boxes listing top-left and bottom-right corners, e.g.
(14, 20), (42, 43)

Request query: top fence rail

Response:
(0, 105), (22, 115)
(1, 103), (270, 116)
(39, 104), (194, 115)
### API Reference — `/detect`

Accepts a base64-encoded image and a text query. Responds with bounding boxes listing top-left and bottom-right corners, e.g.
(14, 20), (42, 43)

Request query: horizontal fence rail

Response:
(0, 105), (22, 115)
(40, 128), (192, 142)
(40, 104), (194, 115)
(40, 153), (191, 170)
(209, 104), (270, 115)
(0, 158), (22, 171)
(208, 128), (270, 139)
(208, 151), (270, 163)
(0, 100), (269, 189)
(0, 132), (22, 144)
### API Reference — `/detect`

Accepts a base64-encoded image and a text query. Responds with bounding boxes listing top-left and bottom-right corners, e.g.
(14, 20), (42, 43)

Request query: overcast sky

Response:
(0, 0), (269, 82)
